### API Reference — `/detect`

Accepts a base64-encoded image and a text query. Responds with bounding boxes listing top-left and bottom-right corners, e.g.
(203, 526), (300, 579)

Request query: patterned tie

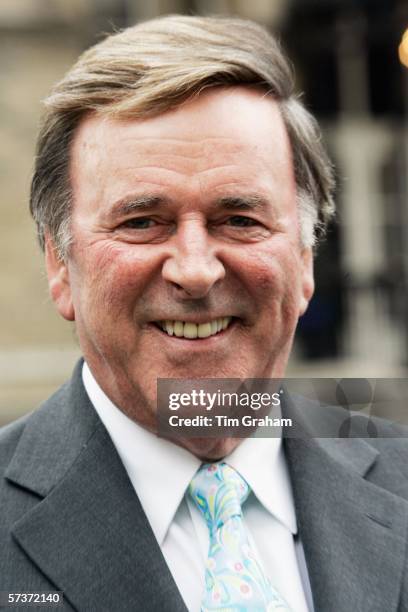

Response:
(189, 462), (291, 611)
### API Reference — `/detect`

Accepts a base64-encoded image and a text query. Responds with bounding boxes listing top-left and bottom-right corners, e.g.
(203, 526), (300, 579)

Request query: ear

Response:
(44, 234), (75, 321)
(299, 247), (314, 316)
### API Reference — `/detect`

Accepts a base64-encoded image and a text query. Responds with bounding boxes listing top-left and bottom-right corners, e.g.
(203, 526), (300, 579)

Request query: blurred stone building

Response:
(1, 0), (407, 424)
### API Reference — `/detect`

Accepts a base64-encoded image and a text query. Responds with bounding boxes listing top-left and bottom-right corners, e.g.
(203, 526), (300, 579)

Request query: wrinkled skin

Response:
(46, 87), (314, 459)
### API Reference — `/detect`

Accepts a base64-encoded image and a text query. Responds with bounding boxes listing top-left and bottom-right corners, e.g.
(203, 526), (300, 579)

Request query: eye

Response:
(226, 215), (259, 227)
(121, 217), (156, 229)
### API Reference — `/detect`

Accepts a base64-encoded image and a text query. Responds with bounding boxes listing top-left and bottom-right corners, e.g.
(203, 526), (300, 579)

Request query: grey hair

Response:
(298, 191), (319, 248)
(30, 14), (335, 259)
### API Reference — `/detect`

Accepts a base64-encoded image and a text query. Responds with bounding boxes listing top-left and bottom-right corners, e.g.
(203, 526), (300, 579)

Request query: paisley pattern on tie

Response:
(189, 462), (291, 611)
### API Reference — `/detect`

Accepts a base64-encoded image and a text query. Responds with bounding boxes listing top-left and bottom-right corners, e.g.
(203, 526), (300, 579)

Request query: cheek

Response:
(71, 242), (157, 315)
(240, 245), (302, 304)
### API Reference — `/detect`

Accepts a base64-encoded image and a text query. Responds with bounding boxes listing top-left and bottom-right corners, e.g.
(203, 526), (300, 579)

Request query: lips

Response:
(156, 317), (233, 339)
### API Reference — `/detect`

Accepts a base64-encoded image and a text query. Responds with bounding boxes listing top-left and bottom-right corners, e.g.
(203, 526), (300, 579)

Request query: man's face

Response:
(46, 87), (314, 458)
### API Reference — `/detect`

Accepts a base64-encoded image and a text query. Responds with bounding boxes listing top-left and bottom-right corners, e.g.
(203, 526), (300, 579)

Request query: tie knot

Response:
(189, 462), (250, 533)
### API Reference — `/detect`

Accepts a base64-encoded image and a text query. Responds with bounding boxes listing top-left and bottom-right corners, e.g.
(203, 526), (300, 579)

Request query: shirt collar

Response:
(83, 362), (297, 541)
(227, 434), (298, 535)
(82, 362), (201, 545)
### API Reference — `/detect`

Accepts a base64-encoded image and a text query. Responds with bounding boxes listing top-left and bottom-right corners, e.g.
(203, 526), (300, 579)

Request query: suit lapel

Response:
(6, 362), (187, 612)
(285, 428), (408, 612)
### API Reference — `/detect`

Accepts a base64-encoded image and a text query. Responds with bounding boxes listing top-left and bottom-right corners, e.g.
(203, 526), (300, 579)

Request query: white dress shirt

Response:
(82, 362), (314, 611)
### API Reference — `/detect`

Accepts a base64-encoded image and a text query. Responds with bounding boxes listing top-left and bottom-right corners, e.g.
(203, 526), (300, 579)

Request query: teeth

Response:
(174, 321), (184, 337)
(184, 322), (198, 339)
(158, 317), (232, 339)
(198, 322), (212, 338)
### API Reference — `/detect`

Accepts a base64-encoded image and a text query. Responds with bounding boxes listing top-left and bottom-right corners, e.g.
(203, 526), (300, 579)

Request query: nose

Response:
(162, 222), (225, 299)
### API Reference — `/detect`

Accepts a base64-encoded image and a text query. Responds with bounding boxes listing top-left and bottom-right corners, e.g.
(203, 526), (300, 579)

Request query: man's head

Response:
(31, 15), (335, 458)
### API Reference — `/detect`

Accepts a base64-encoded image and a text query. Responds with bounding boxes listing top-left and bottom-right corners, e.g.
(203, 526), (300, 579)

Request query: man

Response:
(1, 14), (407, 612)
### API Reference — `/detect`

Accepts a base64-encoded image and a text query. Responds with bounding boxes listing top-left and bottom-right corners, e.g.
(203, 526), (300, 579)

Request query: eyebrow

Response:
(215, 195), (270, 211)
(109, 193), (270, 217)
(111, 195), (167, 217)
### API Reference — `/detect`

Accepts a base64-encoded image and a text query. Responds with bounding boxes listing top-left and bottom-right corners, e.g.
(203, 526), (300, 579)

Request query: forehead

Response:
(69, 87), (295, 207)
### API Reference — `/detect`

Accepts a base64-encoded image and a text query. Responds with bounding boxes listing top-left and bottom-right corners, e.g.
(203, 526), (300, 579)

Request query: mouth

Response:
(154, 316), (234, 339)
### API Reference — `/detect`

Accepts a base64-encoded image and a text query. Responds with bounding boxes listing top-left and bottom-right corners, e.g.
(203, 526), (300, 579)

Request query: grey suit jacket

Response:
(1, 361), (408, 611)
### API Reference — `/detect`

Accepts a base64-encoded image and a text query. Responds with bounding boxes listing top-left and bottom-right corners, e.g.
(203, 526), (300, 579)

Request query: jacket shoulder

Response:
(0, 379), (72, 483)
(0, 415), (29, 472)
